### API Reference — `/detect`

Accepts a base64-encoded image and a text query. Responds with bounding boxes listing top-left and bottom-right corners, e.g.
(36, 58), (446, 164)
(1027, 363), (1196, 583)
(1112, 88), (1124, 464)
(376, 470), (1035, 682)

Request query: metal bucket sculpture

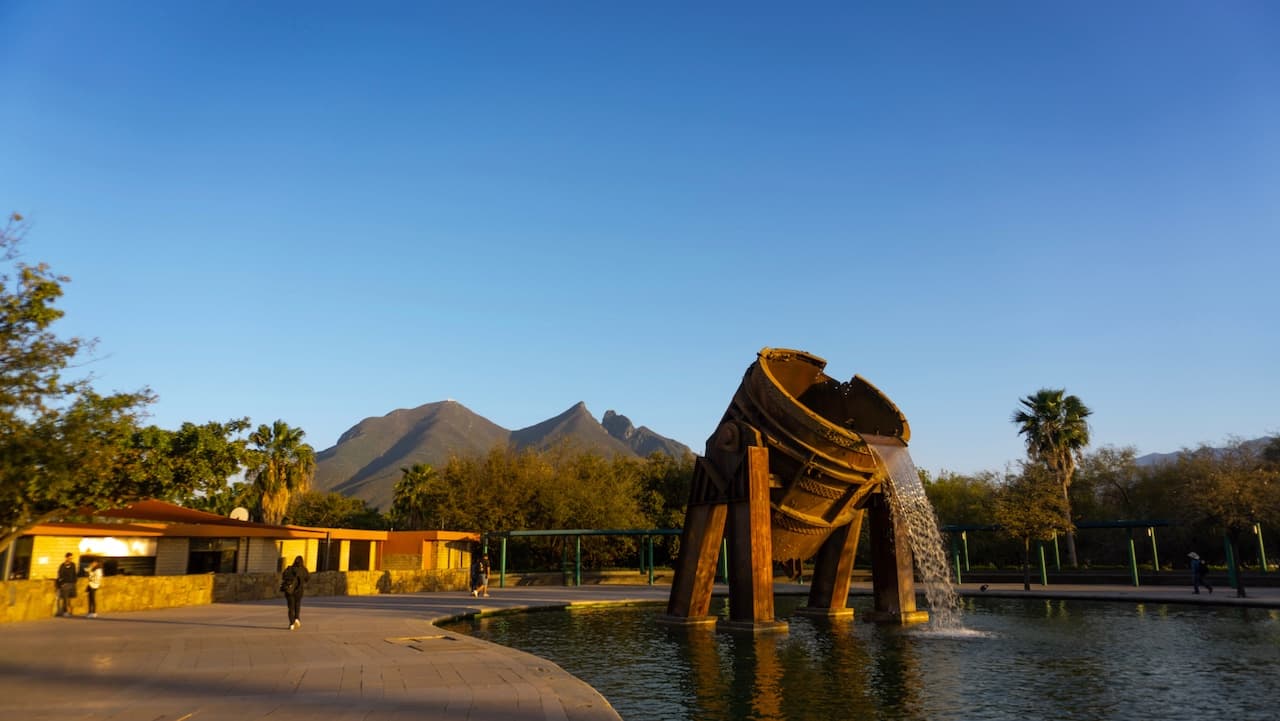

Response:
(664, 348), (928, 630)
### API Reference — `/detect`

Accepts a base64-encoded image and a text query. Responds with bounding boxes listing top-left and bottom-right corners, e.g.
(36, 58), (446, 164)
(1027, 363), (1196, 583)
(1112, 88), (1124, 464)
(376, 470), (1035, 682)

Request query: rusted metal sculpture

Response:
(663, 347), (928, 631)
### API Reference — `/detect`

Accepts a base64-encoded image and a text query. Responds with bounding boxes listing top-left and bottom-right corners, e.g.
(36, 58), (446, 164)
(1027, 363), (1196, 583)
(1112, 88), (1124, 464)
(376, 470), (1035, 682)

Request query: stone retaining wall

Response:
(0, 568), (470, 624)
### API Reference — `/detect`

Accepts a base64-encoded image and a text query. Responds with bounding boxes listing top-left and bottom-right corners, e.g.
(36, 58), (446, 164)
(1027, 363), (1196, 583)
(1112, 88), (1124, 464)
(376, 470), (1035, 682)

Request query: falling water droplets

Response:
(870, 441), (964, 630)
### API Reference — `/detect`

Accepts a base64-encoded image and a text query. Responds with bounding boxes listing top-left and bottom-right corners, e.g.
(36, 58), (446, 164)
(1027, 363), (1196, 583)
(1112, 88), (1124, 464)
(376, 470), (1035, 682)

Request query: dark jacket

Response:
(282, 563), (309, 596)
(56, 561), (78, 597)
(56, 561), (77, 586)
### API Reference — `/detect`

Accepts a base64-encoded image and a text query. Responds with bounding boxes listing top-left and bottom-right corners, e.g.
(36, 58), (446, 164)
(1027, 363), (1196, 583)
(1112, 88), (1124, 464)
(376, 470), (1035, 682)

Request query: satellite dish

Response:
(229, 507), (250, 521)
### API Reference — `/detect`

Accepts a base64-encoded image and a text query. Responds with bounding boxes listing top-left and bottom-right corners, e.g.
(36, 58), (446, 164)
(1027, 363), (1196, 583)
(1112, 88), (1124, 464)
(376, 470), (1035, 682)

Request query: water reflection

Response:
(445, 595), (1280, 721)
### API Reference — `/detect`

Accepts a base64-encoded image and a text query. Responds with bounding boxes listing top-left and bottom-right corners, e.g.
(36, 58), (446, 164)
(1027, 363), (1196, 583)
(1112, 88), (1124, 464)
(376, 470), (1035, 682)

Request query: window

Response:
(348, 540), (371, 571)
(188, 538), (238, 574)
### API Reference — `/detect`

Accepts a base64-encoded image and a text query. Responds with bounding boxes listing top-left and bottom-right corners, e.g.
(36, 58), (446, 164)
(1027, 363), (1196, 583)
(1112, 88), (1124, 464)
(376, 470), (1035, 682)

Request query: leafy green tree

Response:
(245, 420), (315, 525)
(140, 419), (251, 505)
(1, 214), (155, 553)
(188, 479), (258, 517)
(637, 451), (695, 529)
(1173, 439), (1280, 598)
(993, 464), (1073, 590)
(386, 442), (687, 569)
(923, 470), (999, 527)
(1012, 388), (1092, 568)
(287, 490), (386, 529)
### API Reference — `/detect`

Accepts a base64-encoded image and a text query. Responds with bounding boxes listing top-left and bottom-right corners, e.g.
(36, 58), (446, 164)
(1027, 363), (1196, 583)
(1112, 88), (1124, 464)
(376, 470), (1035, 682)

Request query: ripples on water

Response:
(445, 596), (1280, 721)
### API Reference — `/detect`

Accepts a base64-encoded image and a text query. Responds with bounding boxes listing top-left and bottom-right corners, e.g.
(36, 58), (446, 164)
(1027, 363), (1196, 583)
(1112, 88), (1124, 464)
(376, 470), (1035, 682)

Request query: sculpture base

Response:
(863, 609), (930, 625)
(716, 618), (790, 634)
(794, 606), (855, 620)
(655, 614), (719, 628)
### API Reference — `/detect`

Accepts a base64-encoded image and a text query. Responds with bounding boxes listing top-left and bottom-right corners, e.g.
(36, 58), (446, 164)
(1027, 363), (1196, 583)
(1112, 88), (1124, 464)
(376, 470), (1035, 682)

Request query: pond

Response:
(443, 594), (1280, 721)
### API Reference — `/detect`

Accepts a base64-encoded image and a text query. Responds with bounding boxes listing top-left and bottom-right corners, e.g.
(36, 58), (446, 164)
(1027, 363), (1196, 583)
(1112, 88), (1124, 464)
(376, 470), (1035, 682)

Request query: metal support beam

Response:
(1148, 527), (1160, 572)
(499, 536), (507, 588)
(1256, 524), (1269, 573)
(1126, 529), (1139, 587)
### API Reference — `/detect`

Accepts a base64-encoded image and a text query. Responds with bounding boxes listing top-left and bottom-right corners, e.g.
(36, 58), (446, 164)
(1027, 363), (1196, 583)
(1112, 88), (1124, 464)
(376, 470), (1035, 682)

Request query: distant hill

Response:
(1134, 436), (1277, 467)
(313, 400), (693, 510)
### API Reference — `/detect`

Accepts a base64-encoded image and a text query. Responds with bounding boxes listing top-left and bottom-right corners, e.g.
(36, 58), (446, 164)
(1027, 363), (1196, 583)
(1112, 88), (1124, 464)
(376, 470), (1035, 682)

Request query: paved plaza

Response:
(2, 581), (1276, 721)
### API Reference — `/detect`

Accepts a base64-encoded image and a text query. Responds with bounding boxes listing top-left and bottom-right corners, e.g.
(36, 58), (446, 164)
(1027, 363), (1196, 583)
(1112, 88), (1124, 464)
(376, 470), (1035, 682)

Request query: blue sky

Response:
(2, 2), (1276, 477)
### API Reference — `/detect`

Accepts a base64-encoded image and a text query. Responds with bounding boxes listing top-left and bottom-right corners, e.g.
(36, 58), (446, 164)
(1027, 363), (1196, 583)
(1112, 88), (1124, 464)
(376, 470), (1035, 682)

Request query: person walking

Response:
(470, 552), (490, 598)
(1189, 552), (1213, 594)
(281, 556), (309, 630)
(86, 560), (103, 618)
(55, 553), (78, 617)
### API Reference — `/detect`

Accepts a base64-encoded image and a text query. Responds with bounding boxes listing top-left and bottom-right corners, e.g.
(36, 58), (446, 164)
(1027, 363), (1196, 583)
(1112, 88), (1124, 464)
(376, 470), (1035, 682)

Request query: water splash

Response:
(869, 440), (963, 630)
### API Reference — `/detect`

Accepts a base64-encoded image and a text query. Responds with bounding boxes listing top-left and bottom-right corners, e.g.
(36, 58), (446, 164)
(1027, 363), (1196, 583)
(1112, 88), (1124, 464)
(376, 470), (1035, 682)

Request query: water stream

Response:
(869, 440), (962, 629)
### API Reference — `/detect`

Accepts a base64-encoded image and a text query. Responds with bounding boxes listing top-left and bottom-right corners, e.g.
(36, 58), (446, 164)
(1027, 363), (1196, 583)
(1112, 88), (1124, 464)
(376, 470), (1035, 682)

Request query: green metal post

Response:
(499, 536), (507, 588)
(719, 539), (729, 585)
(1148, 527), (1160, 572)
(950, 533), (963, 584)
(1256, 524), (1269, 573)
(647, 535), (655, 585)
(962, 530), (971, 571)
(1224, 535), (1237, 589)
(575, 535), (582, 587)
(1038, 542), (1048, 586)
(1052, 533), (1061, 571)
(1126, 529), (1139, 587)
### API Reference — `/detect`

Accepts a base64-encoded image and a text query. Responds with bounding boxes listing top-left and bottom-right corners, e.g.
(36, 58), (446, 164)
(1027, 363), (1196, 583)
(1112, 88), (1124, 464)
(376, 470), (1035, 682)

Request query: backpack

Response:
(279, 568), (299, 594)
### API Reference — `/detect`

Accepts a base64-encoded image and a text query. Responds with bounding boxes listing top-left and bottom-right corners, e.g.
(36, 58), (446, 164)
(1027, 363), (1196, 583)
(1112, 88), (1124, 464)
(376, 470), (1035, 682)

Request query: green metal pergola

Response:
(941, 520), (1172, 587)
(487, 528), (682, 588)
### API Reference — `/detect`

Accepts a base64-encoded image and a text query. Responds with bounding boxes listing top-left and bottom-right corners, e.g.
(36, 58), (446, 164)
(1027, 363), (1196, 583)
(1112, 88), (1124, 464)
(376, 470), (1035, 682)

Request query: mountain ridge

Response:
(1134, 435), (1276, 467)
(314, 400), (692, 510)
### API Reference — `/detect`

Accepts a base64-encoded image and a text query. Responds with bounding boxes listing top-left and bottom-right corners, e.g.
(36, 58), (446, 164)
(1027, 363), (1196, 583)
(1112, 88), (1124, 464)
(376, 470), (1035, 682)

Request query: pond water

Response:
(443, 595), (1280, 721)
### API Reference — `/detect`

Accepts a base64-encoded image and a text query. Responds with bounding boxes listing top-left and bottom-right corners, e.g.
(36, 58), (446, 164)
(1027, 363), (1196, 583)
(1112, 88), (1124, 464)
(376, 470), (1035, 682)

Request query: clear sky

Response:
(2, 1), (1276, 477)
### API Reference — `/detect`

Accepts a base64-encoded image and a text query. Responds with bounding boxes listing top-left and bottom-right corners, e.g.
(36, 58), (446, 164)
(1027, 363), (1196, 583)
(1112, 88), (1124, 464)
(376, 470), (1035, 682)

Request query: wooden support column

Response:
(720, 446), (787, 632)
(661, 501), (727, 626)
(797, 508), (864, 619)
(866, 492), (929, 624)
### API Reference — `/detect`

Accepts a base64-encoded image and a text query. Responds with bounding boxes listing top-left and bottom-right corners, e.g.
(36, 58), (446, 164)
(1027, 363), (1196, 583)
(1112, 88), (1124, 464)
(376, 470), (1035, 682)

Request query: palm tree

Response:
(245, 420), (315, 526)
(1011, 388), (1092, 568)
(390, 463), (448, 530)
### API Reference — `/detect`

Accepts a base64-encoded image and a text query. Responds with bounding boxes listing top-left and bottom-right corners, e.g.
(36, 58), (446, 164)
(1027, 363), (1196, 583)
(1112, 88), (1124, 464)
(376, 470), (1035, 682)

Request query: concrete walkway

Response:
(2, 581), (1277, 721)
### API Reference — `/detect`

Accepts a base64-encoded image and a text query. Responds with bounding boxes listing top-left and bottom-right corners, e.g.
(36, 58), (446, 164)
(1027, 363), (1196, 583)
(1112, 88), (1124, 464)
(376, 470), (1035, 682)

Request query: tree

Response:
(287, 491), (386, 529)
(1071, 446), (1143, 520)
(1, 214), (156, 553)
(138, 417), (250, 507)
(922, 470), (999, 527)
(187, 479), (258, 517)
(244, 420), (315, 525)
(1012, 388), (1092, 568)
(389, 463), (452, 530)
(993, 464), (1073, 590)
(1174, 439), (1280, 598)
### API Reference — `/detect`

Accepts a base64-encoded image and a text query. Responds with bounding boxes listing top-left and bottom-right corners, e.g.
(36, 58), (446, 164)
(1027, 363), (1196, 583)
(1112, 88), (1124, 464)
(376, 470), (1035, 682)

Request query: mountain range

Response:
(1134, 435), (1276, 467)
(313, 400), (693, 510)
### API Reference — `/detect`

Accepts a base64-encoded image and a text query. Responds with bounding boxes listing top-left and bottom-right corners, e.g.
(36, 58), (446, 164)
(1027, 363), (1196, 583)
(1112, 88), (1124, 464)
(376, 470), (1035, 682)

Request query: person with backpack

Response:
(470, 552), (490, 598)
(1189, 551), (1213, 594)
(281, 556), (309, 629)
